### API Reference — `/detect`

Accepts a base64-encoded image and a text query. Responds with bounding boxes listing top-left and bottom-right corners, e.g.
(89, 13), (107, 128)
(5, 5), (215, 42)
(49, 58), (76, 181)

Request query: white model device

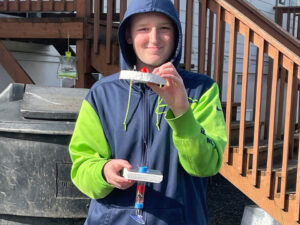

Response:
(119, 70), (166, 85)
(121, 168), (163, 183)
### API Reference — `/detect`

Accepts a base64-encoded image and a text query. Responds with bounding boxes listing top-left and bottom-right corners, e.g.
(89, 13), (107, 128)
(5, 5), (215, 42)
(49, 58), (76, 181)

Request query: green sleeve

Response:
(69, 99), (114, 199)
(165, 82), (227, 177)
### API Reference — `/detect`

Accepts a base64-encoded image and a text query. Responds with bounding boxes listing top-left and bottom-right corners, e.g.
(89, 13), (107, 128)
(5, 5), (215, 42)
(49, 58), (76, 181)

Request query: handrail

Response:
(198, 0), (299, 223)
(218, 0), (300, 63)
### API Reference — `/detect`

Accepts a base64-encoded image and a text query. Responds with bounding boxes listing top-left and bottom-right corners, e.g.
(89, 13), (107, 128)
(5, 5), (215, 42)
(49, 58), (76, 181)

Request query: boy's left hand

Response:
(147, 62), (189, 117)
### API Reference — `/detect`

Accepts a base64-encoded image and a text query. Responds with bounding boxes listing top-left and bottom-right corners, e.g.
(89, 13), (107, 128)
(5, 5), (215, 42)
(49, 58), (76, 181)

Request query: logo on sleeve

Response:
(216, 106), (222, 111)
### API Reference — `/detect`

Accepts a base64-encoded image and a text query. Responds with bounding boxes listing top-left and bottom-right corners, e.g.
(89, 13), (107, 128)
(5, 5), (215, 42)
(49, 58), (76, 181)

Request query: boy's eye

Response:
(137, 28), (149, 32)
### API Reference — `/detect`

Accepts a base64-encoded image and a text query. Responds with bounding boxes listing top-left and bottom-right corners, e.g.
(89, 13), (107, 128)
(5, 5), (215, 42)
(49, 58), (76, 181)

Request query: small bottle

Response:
(130, 166), (148, 224)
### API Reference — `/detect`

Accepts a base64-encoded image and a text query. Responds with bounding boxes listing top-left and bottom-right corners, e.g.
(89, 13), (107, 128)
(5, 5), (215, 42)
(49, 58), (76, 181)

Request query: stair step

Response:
(222, 102), (240, 121)
(275, 188), (296, 200)
(230, 121), (263, 145)
(247, 158), (297, 176)
(232, 139), (283, 170)
(248, 158), (297, 197)
(231, 139), (283, 153)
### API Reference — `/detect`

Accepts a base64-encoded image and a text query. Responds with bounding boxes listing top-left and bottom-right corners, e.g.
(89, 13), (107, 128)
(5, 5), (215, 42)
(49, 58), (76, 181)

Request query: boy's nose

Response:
(149, 28), (159, 44)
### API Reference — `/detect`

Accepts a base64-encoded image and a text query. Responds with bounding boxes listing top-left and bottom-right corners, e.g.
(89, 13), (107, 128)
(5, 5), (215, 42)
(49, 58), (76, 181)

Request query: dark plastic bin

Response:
(0, 84), (90, 224)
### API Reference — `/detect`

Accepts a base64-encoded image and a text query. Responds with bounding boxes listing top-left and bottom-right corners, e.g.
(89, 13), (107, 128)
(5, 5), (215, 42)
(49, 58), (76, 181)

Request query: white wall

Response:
(0, 41), (62, 93)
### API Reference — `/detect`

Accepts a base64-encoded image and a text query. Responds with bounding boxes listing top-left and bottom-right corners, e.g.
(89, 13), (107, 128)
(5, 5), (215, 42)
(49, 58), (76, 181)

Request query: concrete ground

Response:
(207, 174), (254, 225)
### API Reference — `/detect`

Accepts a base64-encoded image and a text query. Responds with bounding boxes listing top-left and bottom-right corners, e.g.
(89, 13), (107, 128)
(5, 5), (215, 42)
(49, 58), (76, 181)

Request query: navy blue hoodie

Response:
(69, 0), (227, 224)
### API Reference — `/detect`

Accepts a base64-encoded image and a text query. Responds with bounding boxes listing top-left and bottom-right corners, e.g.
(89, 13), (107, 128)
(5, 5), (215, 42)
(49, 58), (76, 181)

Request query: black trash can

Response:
(0, 83), (90, 225)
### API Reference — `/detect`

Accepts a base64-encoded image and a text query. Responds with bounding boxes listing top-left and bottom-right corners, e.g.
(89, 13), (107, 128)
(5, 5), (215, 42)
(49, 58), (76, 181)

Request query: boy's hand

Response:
(147, 62), (189, 117)
(103, 159), (135, 190)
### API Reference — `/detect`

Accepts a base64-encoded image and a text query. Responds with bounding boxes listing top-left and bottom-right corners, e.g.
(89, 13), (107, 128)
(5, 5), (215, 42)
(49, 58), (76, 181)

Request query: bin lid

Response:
(0, 83), (88, 135)
(21, 85), (88, 120)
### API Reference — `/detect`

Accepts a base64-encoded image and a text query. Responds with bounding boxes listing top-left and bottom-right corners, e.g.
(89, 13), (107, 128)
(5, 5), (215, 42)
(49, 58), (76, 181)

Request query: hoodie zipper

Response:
(141, 84), (149, 166)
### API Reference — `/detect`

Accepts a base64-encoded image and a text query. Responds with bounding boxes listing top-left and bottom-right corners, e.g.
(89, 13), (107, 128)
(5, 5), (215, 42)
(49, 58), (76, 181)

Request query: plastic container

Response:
(241, 205), (280, 225)
(0, 83), (89, 224)
(57, 52), (77, 79)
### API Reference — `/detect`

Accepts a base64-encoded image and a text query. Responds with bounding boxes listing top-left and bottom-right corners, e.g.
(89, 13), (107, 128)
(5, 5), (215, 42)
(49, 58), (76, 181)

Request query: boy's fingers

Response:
(152, 67), (159, 74)
(111, 176), (135, 190)
(146, 82), (164, 95)
(115, 159), (132, 170)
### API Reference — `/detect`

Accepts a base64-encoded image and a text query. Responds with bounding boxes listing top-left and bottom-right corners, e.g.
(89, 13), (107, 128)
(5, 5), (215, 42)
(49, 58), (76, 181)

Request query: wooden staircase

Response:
(0, 0), (122, 88)
(0, 0), (300, 224)
(204, 0), (300, 224)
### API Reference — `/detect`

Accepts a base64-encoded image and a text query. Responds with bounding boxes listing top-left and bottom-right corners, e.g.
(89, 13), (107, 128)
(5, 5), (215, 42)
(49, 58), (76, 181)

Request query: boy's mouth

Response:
(146, 47), (163, 53)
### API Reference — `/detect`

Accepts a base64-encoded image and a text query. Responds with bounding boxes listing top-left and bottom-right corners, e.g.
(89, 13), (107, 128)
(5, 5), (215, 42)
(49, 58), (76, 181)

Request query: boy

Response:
(69, 0), (227, 224)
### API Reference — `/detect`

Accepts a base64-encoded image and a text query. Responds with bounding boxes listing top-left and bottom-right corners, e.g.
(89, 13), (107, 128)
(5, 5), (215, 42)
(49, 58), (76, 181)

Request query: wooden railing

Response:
(0, 0), (76, 12)
(195, 0), (299, 224)
(0, 0), (299, 223)
(275, 6), (300, 40)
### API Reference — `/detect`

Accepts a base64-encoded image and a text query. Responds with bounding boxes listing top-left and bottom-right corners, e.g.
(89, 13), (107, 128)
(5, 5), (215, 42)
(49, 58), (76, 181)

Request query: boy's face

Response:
(126, 12), (175, 71)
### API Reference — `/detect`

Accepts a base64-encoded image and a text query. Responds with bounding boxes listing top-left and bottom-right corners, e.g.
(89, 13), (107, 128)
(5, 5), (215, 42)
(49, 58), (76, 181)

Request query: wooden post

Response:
(265, 48), (279, 198)
(76, 0), (91, 88)
(280, 58), (295, 210)
(94, 0), (100, 54)
(224, 14), (237, 164)
(214, 4), (225, 97)
(120, 0), (127, 21)
(206, 12), (214, 77)
(277, 67), (286, 140)
(106, 0), (113, 64)
(184, 0), (193, 71)
(238, 26), (250, 175)
(198, 0), (207, 74)
(252, 35), (264, 187)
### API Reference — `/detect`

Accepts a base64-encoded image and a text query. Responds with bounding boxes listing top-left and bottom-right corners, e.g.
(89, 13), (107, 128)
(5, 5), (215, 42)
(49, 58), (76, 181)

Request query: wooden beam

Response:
(252, 36), (264, 187)
(19, 0), (30, 11)
(106, 0), (113, 64)
(277, 66), (286, 140)
(198, 0), (207, 74)
(265, 49), (279, 198)
(263, 56), (272, 139)
(120, 0), (127, 21)
(280, 59), (295, 209)
(93, 0), (100, 54)
(224, 13), (236, 164)
(0, 40), (33, 84)
(184, 0), (193, 71)
(214, 4), (225, 92)
(76, 40), (92, 88)
(238, 26), (250, 175)
(206, 11), (214, 77)
(0, 18), (84, 39)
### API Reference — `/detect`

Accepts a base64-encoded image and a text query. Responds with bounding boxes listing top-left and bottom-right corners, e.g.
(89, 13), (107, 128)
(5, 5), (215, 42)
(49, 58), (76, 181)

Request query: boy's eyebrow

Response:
(134, 22), (173, 27)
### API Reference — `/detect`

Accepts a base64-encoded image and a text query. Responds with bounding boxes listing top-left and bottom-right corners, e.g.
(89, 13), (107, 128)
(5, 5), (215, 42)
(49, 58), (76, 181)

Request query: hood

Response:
(118, 0), (182, 70)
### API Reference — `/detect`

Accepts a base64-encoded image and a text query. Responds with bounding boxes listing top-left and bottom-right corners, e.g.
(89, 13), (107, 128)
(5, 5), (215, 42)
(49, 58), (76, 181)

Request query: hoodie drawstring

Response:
(123, 67), (166, 131)
(155, 85), (167, 131)
(123, 81), (166, 132)
(123, 80), (133, 131)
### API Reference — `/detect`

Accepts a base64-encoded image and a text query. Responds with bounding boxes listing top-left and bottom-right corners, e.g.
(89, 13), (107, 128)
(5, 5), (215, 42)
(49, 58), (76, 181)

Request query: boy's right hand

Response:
(102, 159), (135, 190)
